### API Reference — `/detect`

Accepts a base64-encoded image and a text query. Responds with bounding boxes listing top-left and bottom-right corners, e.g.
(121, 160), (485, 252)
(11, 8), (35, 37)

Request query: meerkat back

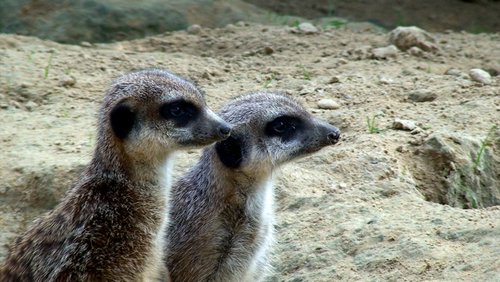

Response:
(166, 92), (340, 281)
(0, 69), (231, 281)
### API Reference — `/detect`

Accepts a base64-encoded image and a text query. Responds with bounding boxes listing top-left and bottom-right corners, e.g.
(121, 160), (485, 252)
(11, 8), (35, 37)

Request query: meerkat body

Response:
(0, 69), (231, 281)
(166, 92), (340, 281)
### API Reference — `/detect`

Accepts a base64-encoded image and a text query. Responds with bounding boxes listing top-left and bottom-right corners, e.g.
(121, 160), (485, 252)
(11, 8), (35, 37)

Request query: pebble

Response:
(393, 118), (417, 131)
(408, 89), (436, 102)
(469, 68), (492, 84)
(389, 26), (438, 52)
(329, 76), (340, 84)
(187, 24), (202, 35)
(80, 41), (92, 47)
(317, 99), (341, 110)
(379, 77), (395, 84)
(25, 101), (38, 111)
(371, 45), (398, 59)
(408, 46), (424, 57)
(298, 22), (319, 34)
(262, 46), (274, 55)
(445, 68), (463, 77)
(10, 100), (22, 109)
(59, 75), (76, 87)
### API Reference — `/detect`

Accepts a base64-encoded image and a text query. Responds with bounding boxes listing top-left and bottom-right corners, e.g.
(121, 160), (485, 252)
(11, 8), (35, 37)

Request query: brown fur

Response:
(166, 92), (340, 281)
(0, 69), (230, 281)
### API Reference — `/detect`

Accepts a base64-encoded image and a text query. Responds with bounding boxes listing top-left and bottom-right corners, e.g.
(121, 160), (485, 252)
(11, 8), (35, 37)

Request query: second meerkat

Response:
(165, 92), (340, 281)
(0, 69), (231, 281)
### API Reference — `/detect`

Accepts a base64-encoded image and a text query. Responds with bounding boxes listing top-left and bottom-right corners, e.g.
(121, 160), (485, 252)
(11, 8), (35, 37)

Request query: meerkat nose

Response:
(218, 123), (232, 138)
(327, 130), (340, 144)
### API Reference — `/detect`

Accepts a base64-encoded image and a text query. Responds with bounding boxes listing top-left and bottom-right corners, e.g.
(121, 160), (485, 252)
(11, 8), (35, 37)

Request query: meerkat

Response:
(0, 69), (231, 281)
(165, 92), (340, 281)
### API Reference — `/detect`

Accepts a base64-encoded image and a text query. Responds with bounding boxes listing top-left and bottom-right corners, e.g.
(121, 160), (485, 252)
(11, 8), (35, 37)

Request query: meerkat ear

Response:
(110, 102), (136, 139)
(215, 135), (243, 168)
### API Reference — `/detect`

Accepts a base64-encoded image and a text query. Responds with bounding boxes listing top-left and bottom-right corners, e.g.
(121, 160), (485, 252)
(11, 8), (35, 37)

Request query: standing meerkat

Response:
(0, 69), (231, 281)
(165, 92), (340, 281)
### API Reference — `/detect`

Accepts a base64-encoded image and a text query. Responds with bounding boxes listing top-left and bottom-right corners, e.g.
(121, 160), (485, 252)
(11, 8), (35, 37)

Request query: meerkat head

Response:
(214, 92), (340, 175)
(98, 69), (231, 163)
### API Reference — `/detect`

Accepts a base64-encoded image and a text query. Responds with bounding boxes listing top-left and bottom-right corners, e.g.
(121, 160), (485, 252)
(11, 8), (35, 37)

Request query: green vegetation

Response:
(473, 125), (498, 170)
(44, 53), (54, 79)
(300, 65), (312, 80)
(366, 115), (382, 134)
(263, 74), (276, 88)
(324, 19), (347, 29)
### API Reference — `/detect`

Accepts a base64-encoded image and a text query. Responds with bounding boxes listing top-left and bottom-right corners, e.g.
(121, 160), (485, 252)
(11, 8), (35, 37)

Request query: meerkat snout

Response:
(0, 68), (230, 281)
(217, 122), (232, 138)
(165, 91), (341, 282)
(314, 118), (341, 145)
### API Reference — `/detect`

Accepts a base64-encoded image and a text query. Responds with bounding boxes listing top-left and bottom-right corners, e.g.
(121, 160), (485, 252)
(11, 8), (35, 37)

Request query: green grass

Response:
(44, 53), (54, 79)
(366, 115), (382, 134)
(27, 51), (35, 64)
(324, 19), (347, 29)
(300, 66), (312, 80)
(263, 74), (276, 88)
(473, 125), (498, 170)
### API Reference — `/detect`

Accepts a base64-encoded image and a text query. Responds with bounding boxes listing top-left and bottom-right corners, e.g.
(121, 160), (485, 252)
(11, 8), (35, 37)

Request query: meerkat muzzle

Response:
(217, 123), (232, 139)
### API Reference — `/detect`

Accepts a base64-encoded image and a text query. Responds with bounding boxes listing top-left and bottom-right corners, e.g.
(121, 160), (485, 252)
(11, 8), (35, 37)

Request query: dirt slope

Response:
(0, 23), (499, 281)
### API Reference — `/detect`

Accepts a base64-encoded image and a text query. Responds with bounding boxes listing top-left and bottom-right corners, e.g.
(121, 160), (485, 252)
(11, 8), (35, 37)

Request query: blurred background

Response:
(0, 0), (499, 44)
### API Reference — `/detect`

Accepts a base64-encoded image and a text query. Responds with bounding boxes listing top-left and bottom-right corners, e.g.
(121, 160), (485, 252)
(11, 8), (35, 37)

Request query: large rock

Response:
(416, 131), (500, 209)
(389, 26), (438, 52)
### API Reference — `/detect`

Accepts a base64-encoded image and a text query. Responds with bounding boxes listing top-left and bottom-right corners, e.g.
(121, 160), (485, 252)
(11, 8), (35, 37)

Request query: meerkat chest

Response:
(217, 180), (275, 280)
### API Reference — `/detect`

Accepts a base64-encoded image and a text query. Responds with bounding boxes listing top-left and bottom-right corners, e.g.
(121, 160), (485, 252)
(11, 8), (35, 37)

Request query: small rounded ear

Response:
(215, 135), (244, 169)
(110, 102), (136, 139)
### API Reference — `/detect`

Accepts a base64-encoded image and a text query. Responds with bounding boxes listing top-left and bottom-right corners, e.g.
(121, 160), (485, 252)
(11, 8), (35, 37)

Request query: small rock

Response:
(10, 100), (22, 109)
(337, 182), (348, 189)
(371, 45), (398, 59)
(0, 103), (9, 109)
(408, 46), (424, 57)
(298, 22), (319, 34)
(317, 99), (341, 110)
(59, 75), (76, 87)
(187, 24), (202, 35)
(445, 68), (463, 76)
(235, 21), (247, 27)
(379, 77), (395, 84)
(408, 89), (437, 102)
(393, 118), (417, 131)
(25, 101), (38, 111)
(469, 68), (492, 84)
(329, 76), (340, 84)
(483, 63), (500, 76)
(262, 46), (274, 55)
(201, 71), (211, 80)
(389, 26), (438, 52)
(80, 41), (92, 47)
(445, 68), (469, 79)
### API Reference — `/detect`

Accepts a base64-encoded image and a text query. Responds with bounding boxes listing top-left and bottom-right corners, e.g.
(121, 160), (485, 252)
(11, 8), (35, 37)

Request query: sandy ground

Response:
(0, 23), (499, 281)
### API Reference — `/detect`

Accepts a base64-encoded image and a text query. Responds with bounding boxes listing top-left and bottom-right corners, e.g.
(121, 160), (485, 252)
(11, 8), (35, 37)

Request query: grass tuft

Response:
(473, 125), (497, 170)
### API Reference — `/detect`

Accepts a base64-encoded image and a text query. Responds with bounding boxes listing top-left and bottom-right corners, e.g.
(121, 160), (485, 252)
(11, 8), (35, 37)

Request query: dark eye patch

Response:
(110, 103), (135, 139)
(264, 115), (303, 142)
(159, 100), (199, 127)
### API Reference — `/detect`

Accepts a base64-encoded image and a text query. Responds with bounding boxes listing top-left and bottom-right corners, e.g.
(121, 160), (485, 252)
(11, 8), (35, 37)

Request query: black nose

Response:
(327, 131), (340, 144)
(218, 124), (232, 138)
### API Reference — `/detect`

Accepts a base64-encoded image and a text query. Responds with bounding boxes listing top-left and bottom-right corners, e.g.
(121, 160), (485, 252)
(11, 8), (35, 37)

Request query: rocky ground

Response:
(0, 23), (499, 281)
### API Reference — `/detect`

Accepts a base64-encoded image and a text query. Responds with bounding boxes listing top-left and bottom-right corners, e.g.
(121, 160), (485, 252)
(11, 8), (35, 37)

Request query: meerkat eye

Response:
(160, 100), (199, 127)
(169, 105), (183, 117)
(265, 116), (302, 141)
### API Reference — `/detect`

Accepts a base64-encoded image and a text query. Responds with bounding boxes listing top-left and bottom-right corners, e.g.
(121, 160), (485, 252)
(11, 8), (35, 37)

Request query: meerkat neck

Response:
(91, 139), (172, 185)
(200, 148), (273, 196)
